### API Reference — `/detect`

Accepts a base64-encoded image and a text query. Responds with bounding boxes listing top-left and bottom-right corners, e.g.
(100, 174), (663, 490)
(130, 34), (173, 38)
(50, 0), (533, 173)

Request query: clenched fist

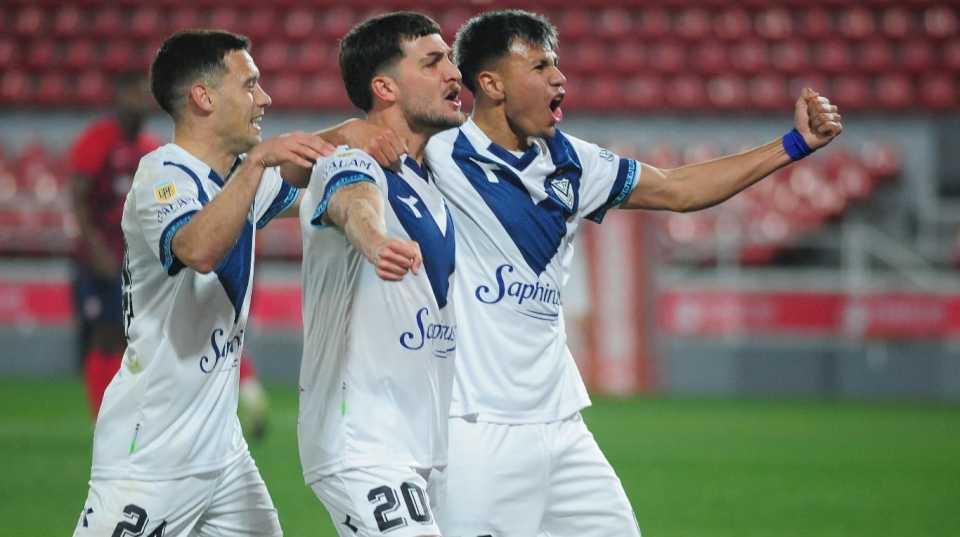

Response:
(794, 87), (843, 151)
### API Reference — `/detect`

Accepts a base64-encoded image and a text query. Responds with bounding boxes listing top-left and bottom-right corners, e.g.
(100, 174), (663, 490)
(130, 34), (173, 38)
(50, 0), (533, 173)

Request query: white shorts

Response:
(439, 413), (641, 537)
(311, 465), (444, 537)
(72, 451), (281, 537)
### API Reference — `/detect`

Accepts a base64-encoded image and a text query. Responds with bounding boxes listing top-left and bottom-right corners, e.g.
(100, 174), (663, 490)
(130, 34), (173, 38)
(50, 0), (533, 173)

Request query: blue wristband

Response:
(783, 128), (813, 161)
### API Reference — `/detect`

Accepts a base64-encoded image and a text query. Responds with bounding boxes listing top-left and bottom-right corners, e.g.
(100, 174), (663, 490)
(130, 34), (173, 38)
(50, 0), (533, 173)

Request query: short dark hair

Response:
(339, 12), (442, 111)
(150, 30), (250, 119)
(454, 10), (558, 93)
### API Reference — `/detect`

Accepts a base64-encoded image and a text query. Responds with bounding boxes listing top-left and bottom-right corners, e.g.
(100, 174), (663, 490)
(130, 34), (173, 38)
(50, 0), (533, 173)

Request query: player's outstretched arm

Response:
(325, 182), (422, 281)
(173, 132), (331, 273)
(621, 88), (842, 213)
(279, 119), (407, 185)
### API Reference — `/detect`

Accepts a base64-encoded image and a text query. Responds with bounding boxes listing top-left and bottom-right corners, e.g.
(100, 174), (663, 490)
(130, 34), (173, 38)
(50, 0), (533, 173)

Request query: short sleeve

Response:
(567, 135), (641, 225)
(132, 161), (206, 275)
(252, 166), (299, 229)
(306, 147), (384, 227)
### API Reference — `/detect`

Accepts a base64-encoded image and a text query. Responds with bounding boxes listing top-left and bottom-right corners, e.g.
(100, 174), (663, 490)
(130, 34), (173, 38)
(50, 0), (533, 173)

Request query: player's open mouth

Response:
(251, 115), (263, 131)
(444, 86), (462, 110)
(549, 93), (564, 123)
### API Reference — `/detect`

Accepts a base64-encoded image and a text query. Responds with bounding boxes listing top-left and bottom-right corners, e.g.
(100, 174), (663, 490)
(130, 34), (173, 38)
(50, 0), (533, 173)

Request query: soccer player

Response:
(421, 10), (845, 537)
(68, 72), (159, 417)
(297, 12), (463, 537)
(72, 30), (334, 537)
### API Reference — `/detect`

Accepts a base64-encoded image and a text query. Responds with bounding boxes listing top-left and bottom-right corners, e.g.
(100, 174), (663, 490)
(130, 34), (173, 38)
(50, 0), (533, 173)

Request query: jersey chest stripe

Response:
(385, 170), (455, 309)
(451, 131), (580, 276)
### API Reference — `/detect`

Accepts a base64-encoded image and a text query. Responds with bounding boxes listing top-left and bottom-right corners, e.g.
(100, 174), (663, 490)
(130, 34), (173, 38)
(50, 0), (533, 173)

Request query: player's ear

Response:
(476, 70), (504, 102)
(371, 75), (398, 105)
(188, 82), (215, 114)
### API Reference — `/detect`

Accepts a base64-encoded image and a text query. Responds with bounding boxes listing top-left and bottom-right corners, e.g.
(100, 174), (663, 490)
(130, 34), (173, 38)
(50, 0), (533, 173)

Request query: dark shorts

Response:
(73, 265), (123, 327)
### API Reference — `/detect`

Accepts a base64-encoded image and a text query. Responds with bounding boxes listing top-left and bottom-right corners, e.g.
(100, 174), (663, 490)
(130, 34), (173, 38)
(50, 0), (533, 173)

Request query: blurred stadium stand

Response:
(1, 1), (959, 400)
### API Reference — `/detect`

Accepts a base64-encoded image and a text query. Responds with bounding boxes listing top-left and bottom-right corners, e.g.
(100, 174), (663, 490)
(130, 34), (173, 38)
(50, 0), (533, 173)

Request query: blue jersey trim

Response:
(404, 156), (430, 182)
(213, 220), (254, 323)
(162, 161), (208, 204)
(159, 211), (197, 275)
(385, 170), (456, 309)
(257, 181), (298, 229)
(586, 158), (639, 224)
(487, 141), (539, 171)
(310, 171), (377, 227)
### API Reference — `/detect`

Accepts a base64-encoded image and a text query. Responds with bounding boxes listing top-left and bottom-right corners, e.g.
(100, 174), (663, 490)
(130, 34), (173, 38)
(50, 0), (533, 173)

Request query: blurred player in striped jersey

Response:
(296, 12), (463, 537)
(420, 9), (844, 537)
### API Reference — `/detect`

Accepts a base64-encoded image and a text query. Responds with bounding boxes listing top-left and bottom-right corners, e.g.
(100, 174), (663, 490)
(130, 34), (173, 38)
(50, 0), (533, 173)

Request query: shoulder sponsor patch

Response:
(154, 181), (177, 203)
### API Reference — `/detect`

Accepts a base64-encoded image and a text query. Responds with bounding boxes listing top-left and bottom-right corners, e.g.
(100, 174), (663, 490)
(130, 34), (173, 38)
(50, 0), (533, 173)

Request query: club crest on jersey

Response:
(153, 181), (177, 203)
(549, 177), (575, 209)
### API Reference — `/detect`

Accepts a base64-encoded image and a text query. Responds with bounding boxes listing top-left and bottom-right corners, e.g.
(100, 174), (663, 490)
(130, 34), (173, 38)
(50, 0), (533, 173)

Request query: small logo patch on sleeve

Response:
(154, 181), (177, 203)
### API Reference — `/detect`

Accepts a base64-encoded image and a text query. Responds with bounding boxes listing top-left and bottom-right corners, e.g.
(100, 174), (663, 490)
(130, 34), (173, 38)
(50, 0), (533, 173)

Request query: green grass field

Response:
(3, 378), (959, 537)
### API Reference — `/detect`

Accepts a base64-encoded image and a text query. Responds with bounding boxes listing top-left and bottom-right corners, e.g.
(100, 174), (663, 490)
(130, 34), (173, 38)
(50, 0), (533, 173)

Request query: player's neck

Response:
(472, 103), (528, 151)
(367, 107), (429, 165)
(173, 123), (237, 179)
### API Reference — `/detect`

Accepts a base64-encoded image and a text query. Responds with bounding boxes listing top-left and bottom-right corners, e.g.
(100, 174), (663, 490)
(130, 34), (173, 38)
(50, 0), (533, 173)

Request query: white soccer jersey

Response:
(298, 148), (456, 483)
(425, 119), (640, 423)
(91, 143), (298, 481)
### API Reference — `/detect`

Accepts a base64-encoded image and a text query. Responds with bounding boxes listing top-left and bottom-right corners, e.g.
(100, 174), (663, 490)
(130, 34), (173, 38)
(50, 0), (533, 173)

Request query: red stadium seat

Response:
(130, 7), (164, 40)
(899, 39), (935, 73)
(706, 75), (747, 110)
(924, 5), (958, 39)
(944, 39), (960, 71)
(731, 40), (769, 74)
(77, 70), (109, 106)
(36, 72), (67, 106)
(208, 7), (241, 34)
(596, 8), (632, 41)
(610, 41), (646, 75)
(770, 40), (810, 74)
(919, 74), (956, 109)
(93, 8), (126, 38)
(257, 41), (291, 73)
(320, 7), (356, 40)
(439, 9), (471, 40)
(665, 75), (706, 110)
(832, 75), (872, 111)
(789, 73), (829, 100)
(755, 7), (793, 40)
(283, 8), (316, 40)
(859, 141), (900, 179)
(556, 9), (591, 41)
(814, 40), (852, 74)
(858, 39), (894, 74)
(26, 40), (58, 71)
(838, 6), (876, 40)
(53, 5), (84, 38)
(244, 9), (276, 41)
(63, 40), (97, 71)
(581, 77), (624, 111)
(675, 8), (711, 41)
(0, 39), (17, 71)
(15, 6), (45, 37)
(622, 75), (663, 109)
(266, 74), (303, 108)
(636, 7), (670, 39)
(0, 70), (31, 105)
(568, 41), (607, 76)
(692, 41), (730, 76)
(302, 74), (349, 109)
(170, 8), (204, 34)
(103, 41), (136, 73)
(875, 74), (914, 109)
(800, 7), (832, 39)
(648, 41), (685, 74)
(714, 8), (751, 41)
(880, 6), (913, 40)
(749, 74), (789, 110)
(295, 41), (335, 75)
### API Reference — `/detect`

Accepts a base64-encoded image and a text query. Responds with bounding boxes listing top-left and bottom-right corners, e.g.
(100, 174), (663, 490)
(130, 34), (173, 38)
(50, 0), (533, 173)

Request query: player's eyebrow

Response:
(422, 50), (447, 65)
(243, 73), (260, 86)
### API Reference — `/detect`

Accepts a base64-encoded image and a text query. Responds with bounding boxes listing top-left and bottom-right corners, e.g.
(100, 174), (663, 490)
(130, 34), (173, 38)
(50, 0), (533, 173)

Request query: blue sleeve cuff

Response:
(586, 158), (638, 224)
(310, 171), (377, 227)
(159, 210), (197, 275)
(256, 181), (299, 229)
